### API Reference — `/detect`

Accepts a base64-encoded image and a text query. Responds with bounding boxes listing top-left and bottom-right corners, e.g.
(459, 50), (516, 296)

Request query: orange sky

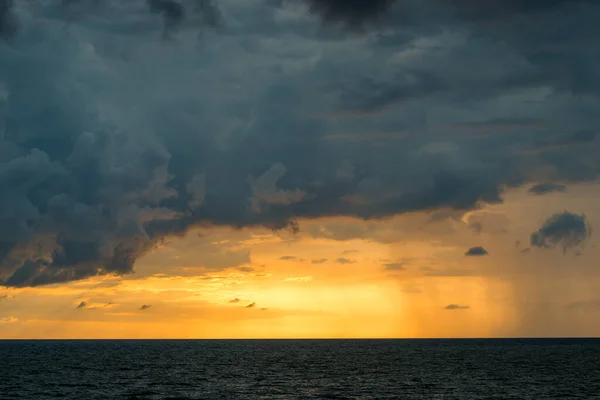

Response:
(1, 184), (600, 339)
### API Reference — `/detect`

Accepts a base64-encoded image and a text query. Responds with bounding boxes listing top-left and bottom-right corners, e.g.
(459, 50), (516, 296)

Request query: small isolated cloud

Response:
(335, 258), (356, 264)
(530, 211), (592, 253)
(445, 304), (470, 310)
(0, 316), (18, 324)
(236, 266), (255, 273)
(342, 250), (359, 254)
(529, 183), (567, 196)
(76, 301), (116, 310)
(139, 304), (152, 310)
(383, 262), (406, 271)
(228, 298), (240, 304)
(312, 258), (328, 264)
(246, 302), (256, 308)
(284, 276), (313, 283)
(465, 247), (489, 256)
(260, 308), (268, 311)
(279, 256), (298, 261)
(76, 301), (88, 309)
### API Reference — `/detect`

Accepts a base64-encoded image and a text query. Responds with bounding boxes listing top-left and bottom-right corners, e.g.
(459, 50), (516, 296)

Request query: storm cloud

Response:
(1, 1), (600, 286)
(0, 0), (16, 40)
(300, 0), (398, 27)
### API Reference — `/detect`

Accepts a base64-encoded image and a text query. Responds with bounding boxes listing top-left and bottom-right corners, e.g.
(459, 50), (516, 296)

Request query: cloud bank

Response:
(1, 1), (599, 286)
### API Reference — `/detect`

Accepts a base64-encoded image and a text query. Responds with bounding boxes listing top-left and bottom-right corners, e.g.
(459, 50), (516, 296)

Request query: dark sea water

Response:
(2, 339), (600, 399)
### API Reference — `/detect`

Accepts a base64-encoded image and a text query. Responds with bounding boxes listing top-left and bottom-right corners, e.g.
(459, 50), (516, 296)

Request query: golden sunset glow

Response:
(2, 185), (598, 339)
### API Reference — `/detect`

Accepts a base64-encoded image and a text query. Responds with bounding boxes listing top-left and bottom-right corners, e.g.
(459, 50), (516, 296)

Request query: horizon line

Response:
(1, 337), (599, 341)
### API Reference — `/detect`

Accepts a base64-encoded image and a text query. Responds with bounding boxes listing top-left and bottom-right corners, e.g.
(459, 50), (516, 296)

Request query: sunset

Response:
(2, 184), (599, 339)
(1, 0), (600, 398)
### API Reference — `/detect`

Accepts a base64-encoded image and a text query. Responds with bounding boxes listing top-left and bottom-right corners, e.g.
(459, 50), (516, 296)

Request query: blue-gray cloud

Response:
(529, 183), (567, 196)
(465, 247), (488, 256)
(1, 1), (599, 286)
(0, 0), (17, 40)
(301, 0), (397, 27)
(530, 212), (592, 253)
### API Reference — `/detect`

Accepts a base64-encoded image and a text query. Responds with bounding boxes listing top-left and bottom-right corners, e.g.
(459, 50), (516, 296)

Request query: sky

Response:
(1, 0), (600, 339)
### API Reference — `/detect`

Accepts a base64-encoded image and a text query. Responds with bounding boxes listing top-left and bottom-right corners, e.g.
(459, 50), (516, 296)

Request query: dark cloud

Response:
(444, 304), (469, 310)
(443, 0), (595, 21)
(311, 258), (328, 264)
(383, 262), (406, 271)
(465, 246), (489, 256)
(147, 0), (185, 29)
(245, 302), (256, 308)
(60, 0), (221, 38)
(300, 0), (398, 28)
(334, 258), (356, 264)
(236, 266), (255, 273)
(139, 304), (152, 310)
(76, 301), (88, 309)
(228, 298), (240, 303)
(0, 0), (17, 40)
(0, 294), (7, 301)
(279, 256), (298, 261)
(2, 1), (600, 287)
(299, 0), (595, 29)
(342, 249), (359, 254)
(529, 131), (598, 154)
(528, 183), (567, 196)
(530, 212), (592, 253)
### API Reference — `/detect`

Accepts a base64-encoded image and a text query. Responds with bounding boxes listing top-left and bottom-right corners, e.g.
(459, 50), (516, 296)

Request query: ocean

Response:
(2, 339), (599, 399)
